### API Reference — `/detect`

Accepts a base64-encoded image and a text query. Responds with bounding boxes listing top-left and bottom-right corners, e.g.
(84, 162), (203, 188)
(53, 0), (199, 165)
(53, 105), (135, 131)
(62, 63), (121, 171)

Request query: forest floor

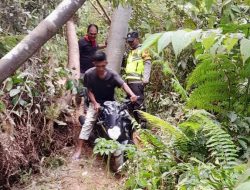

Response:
(11, 105), (125, 190)
(12, 146), (124, 190)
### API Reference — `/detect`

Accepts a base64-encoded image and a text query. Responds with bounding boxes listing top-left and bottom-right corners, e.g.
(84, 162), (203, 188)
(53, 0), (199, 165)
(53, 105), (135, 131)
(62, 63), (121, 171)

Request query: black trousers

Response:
(127, 83), (146, 124)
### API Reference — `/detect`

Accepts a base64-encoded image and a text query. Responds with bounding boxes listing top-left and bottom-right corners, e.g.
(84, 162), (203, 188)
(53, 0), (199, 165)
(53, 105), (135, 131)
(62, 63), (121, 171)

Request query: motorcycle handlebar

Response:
(123, 96), (140, 103)
(119, 96), (139, 112)
(99, 96), (140, 112)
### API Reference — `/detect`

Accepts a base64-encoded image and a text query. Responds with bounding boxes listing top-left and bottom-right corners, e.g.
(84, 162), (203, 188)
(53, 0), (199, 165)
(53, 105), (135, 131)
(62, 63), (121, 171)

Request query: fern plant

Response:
(186, 53), (243, 114)
(141, 110), (238, 166)
(180, 110), (238, 166)
(142, 29), (250, 116)
(139, 111), (190, 151)
(125, 110), (243, 190)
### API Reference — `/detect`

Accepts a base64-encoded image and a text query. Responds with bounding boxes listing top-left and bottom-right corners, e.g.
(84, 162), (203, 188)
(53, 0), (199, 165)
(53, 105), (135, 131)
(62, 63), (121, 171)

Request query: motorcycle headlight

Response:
(107, 126), (121, 140)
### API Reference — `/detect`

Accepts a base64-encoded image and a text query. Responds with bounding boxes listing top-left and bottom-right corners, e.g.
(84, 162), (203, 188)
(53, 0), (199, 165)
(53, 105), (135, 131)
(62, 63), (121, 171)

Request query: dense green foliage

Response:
(0, 0), (250, 189)
(0, 0), (60, 34)
(117, 1), (250, 189)
(123, 111), (246, 189)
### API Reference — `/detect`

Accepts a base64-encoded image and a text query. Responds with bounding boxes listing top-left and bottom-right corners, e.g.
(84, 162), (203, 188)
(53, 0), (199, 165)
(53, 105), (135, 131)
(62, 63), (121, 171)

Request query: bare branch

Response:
(90, 1), (110, 25)
(96, 0), (111, 24)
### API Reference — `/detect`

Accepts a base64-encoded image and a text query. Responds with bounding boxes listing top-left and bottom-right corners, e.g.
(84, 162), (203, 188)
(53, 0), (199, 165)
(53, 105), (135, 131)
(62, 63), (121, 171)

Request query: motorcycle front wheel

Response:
(111, 150), (124, 172)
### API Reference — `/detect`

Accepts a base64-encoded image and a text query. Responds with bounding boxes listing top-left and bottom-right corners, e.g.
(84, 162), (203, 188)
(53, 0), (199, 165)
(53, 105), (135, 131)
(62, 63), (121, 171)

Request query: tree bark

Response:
(106, 5), (132, 73)
(66, 17), (80, 80)
(0, 0), (86, 84)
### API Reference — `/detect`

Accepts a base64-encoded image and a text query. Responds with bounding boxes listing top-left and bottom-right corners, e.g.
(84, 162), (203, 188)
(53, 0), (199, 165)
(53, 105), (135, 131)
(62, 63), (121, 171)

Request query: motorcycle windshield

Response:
(100, 101), (132, 142)
(102, 101), (121, 127)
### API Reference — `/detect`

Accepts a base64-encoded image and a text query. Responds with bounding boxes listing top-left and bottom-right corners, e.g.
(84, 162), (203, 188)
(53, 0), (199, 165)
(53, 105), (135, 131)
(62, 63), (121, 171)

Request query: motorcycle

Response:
(79, 100), (135, 172)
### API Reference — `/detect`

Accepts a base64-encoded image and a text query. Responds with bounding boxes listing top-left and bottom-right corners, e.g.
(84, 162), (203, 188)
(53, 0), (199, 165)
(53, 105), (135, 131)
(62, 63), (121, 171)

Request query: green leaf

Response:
(9, 88), (20, 97)
(171, 30), (201, 58)
(66, 80), (74, 90)
(238, 139), (248, 150)
(11, 74), (24, 84)
(223, 37), (238, 52)
(5, 78), (13, 91)
(236, 168), (250, 186)
(141, 33), (163, 51)
(11, 96), (19, 105)
(139, 111), (190, 145)
(231, 5), (241, 13)
(18, 98), (28, 106)
(202, 33), (217, 50)
(222, 0), (232, 7)
(220, 23), (250, 35)
(171, 78), (188, 101)
(240, 38), (250, 63)
(0, 101), (6, 112)
(205, 0), (215, 11)
(161, 61), (173, 75)
(100, 149), (104, 155)
(183, 18), (197, 30)
(157, 31), (173, 53)
(209, 36), (224, 55)
(244, 0), (250, 5)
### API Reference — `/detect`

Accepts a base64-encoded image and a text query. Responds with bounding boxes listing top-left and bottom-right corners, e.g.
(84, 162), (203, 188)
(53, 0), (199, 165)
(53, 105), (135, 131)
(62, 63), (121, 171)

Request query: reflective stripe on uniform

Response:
(125, 48), (144, 80)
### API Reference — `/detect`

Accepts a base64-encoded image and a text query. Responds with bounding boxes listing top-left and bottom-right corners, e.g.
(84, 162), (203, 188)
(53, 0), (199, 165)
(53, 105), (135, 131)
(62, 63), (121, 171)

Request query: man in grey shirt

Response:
(73, 50), (137, 160)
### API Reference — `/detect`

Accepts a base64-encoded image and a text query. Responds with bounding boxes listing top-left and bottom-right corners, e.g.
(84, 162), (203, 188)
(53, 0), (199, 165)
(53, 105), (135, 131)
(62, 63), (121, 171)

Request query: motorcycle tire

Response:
(111, 152), (124, 172)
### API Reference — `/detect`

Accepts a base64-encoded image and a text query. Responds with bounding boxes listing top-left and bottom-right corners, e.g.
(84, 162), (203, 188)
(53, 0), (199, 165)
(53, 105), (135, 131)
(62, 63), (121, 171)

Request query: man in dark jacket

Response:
(79, 24), (107, 74)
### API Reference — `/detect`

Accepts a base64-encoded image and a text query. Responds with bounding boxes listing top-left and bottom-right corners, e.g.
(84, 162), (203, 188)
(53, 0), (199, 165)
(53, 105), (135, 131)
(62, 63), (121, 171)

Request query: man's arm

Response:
(98, 44), (107, 49)
(141, 50), (152, 84)
(98, 39), (107, 49)
(112, 71), (137, 102)
(143, 60), (152, 83)
(88, 89), (100, 111)
(122, 83), (137, 102)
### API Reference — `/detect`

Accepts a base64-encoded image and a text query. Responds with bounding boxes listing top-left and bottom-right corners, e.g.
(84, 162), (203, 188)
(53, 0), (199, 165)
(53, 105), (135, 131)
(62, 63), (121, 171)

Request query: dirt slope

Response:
(12, 147), (124, 190)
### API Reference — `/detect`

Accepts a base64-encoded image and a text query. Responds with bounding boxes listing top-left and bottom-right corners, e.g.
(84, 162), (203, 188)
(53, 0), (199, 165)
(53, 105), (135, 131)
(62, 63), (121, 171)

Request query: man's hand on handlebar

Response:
(93, 102), (101, 112)
(130, 94), (138, 103)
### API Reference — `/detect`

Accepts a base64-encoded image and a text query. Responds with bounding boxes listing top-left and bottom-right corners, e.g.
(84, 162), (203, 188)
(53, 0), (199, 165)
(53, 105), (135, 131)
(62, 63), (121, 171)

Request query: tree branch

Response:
(89, 1), (110, 25)
(95, 0), (111, 24)
(0, 0), (86, 83)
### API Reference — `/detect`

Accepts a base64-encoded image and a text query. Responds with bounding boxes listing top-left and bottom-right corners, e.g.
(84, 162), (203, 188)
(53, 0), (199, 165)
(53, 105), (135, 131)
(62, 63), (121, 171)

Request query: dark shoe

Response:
(78, 115), (85, 125)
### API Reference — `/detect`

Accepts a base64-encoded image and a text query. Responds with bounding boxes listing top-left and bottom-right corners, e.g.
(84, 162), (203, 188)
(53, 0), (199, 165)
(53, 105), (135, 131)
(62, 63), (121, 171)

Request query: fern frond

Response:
(187, 81), (229, 113)
(139, 111), (190, 150)
(187, 54), (235, 90)
(186, 56), (216, 90)
(184, 110), (238, 166)
(139, 130), (167, 150)
(179, 121), (202, 138)
(188, 70), (223, 89)
(171, 78), (188, 101)
(186, 53), (245, 114)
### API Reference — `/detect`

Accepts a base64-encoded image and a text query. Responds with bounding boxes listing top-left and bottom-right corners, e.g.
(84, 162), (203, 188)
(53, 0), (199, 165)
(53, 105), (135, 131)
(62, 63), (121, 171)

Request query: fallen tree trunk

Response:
(66, 17), (80, 80)
(106, 5), (132, 73)
(0, 0), (86, 84)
